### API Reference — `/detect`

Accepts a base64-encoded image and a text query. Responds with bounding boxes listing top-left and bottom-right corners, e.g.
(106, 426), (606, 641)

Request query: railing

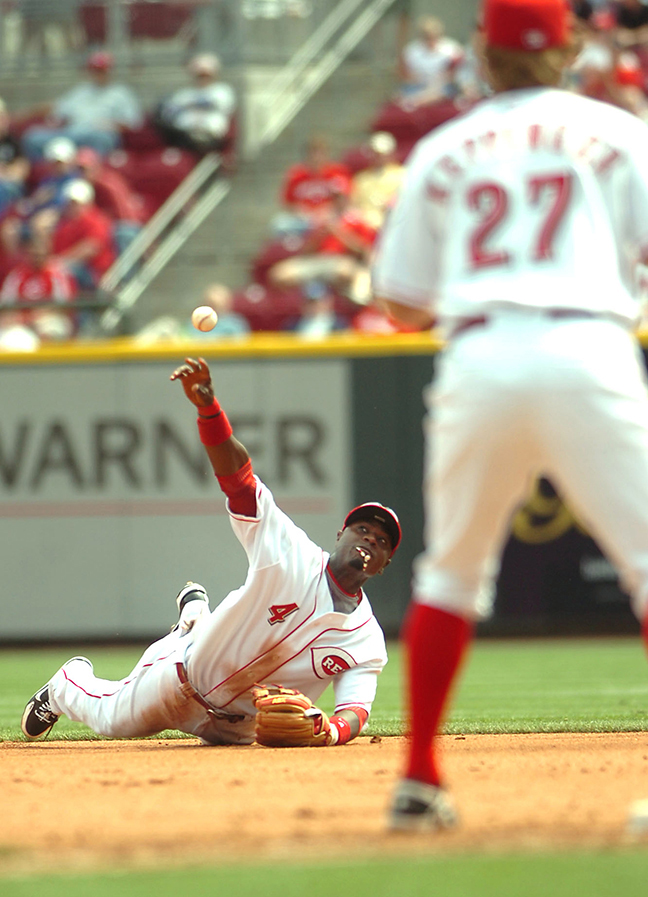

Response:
(98, 151), (228, 332)
(245, 0), (398, 156)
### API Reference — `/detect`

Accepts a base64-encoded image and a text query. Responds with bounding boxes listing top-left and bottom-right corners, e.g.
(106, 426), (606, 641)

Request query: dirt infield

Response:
(2, 733), (648, 872)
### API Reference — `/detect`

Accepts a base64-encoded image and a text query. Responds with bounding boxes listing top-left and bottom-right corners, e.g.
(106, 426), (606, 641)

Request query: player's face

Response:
(336, 520), (392, 576)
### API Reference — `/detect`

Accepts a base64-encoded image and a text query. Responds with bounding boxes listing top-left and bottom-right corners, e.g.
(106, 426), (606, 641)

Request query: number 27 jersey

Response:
(373, 87), (648, 326)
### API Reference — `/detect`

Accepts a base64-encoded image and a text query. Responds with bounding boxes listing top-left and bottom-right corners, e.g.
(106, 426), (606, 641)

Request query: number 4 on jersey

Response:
(268, 603), (299, 625)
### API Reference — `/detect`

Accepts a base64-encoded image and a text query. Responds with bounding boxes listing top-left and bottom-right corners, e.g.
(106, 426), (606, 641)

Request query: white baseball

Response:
(191, 306), (219, 332)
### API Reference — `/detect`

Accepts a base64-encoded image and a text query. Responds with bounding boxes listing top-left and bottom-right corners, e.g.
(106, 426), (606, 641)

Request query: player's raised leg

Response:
(21, 583), (211, 740)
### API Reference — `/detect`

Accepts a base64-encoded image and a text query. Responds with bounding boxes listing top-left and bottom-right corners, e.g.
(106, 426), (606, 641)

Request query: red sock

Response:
(403, 602), (473, 787)
(642, 617), (648, 656)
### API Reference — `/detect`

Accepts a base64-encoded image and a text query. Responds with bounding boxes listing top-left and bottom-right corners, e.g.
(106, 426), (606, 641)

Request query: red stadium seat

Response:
(370, 98), (467, 155)
(250, 235), (307, 287)
(232, 282), (359, 332)
(340, 145), (376, 175)
(80, 2), (195, 43)
(105, 146), (198, 216)
(121, 120), (167, 153)
(232, 283), (304, 331)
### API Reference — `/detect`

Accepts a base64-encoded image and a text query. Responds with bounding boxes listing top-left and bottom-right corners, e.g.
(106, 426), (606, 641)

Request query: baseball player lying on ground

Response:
(21, 357), (401, 748)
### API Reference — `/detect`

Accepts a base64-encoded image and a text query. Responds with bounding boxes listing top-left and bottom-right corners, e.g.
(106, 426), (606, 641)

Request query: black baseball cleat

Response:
(21, 685), (60, 740)
(389, 779), (459, 832)
(173, 582), (210, 634)
(176, 581), (209, 614)
(21, 656), (93, 740)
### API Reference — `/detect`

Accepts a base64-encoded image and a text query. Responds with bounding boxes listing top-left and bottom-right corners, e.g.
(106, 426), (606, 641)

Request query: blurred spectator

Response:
(572, 24), (648, 118)
(272, 134), (352, 237)
(290, 281), (349, 340)
(453, 32), (489, 102)
(51, 179), (116, 290)
(571, 26), (617, 98)
(20, 51), (143, 160)
(397, 15), (464, 108)
(188, 283), (251, 338)
(613, 0), (648, 48)
(0, 98), (30, 218)
(154, 53), (236, 153)
(268, 188), (377, 305)
(75, 147), (144, 254)
(611, 50), (648, 118)
(349, 132), (405, 229)
(572, 0), (595, 24)
(1, 136), (78, 256)
(17, 1), (84, 61)
(0, 233), (78, 345)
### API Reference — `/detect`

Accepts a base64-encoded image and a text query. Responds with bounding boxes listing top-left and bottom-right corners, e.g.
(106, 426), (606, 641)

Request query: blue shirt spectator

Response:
(21, 51), (143, 160)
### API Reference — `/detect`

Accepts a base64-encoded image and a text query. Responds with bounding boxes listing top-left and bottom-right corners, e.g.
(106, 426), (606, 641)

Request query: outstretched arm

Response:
(252, 688), (369, 747)
(170, 357), (256, 514)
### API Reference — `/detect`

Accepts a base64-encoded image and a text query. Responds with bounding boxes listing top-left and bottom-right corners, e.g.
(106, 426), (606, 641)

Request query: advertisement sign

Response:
(0, 359), (351, 638)
(493, 477), (636, 634)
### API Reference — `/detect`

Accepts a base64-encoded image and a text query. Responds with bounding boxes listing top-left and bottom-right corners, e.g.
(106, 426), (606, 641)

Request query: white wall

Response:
(0, 358), (351, 639)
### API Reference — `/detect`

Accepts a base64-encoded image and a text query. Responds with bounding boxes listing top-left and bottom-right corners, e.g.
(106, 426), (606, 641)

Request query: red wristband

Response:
(217, 460), (257, 516)
(196, 399), (233, 446)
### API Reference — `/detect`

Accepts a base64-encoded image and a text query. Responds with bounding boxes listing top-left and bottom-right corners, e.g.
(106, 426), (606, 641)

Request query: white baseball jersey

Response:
(186, 477), (388, 719)
(372, 86), (648, 626)
(373, 87), (648, 331)
(402, 36), (464, 93)
(48, 477), (388, 744)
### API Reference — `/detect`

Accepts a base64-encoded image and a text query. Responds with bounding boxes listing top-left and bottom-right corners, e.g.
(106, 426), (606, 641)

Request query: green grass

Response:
(3, 638), (648, 893)
(1, 636), (647, 741)
(3, 850), (648, 896)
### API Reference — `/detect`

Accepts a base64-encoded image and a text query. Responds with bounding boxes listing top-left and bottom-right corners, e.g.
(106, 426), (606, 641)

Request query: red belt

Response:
(176, 662), (216, 713)
(175, 662), (246, 723)
(449, 309), (606, 341)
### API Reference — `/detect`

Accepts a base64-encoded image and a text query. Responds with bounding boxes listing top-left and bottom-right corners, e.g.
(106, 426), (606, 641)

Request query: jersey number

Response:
(268, 603), (299, 625)
(467, 172), (573, 270)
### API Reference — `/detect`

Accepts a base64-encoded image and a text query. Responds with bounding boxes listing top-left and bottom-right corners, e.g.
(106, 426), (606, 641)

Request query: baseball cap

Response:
(482, 0), (572, 51)
(343, 503), (402, 554)
(62, 179), (95, 205)
(44, 136), (76, 163)
(87, 50), (114, 71)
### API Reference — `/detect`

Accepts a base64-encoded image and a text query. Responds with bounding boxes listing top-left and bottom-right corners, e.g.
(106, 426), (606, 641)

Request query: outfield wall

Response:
(0, 331), (641, 641)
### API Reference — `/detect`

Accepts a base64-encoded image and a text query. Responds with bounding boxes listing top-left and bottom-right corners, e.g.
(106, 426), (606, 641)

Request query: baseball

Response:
(191, 306), (219, 332)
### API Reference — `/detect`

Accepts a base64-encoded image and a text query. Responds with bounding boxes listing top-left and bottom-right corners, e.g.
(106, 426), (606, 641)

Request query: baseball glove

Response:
(252, 685), (332, 747)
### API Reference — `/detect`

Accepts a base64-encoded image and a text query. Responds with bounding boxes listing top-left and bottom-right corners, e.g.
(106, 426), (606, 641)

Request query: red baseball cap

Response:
(482, 0), (572, 51)
(343, 503), (402, 554)
(87, 50), (114, 71)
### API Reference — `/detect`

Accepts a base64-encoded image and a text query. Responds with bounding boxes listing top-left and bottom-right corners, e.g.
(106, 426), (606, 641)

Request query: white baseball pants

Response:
(47, 630), (255, 744)
(413, 314), (648, 623)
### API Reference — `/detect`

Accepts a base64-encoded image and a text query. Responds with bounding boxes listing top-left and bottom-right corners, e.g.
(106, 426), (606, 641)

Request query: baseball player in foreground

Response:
(21, 357), (400, 748)
(373, 0), (648, 830)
